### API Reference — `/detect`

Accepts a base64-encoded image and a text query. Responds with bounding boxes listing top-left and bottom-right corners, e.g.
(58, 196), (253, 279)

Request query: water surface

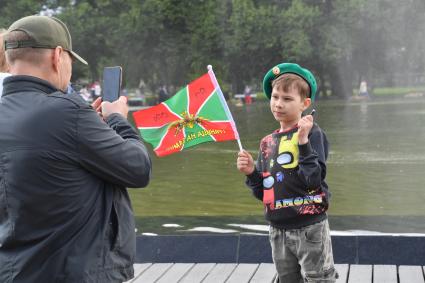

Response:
(129, 97), (425, 234)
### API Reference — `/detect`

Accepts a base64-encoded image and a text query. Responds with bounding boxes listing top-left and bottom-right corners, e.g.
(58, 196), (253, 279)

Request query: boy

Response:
(237, 63), (337, 282)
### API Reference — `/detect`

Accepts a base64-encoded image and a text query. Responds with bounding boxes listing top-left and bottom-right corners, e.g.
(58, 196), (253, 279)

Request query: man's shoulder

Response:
(49, 92), (92, 109)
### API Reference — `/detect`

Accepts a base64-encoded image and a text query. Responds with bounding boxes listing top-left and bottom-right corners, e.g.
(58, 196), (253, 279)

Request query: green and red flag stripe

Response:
(133, 70), (240, 157)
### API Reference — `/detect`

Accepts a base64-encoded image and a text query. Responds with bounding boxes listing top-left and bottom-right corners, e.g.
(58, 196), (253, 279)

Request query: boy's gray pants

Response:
(269, 219), (338, 283)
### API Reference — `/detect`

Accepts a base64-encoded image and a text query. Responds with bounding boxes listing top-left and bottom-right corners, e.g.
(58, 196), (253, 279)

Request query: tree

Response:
(225, 0), (278, 93)
(53, 0), (132, 81)
(2, 0), (424, 98)
(0, 0), (45, 28)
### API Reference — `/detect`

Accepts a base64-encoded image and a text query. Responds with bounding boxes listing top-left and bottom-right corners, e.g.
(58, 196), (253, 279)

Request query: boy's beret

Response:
(263, 63), (317, 101)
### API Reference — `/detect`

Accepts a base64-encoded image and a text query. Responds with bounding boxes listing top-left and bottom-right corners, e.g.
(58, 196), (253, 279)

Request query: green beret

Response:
(262, 63), (317, 101)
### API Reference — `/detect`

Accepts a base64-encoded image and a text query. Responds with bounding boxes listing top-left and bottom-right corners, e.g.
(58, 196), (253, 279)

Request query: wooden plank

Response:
(202, 263), (237, 283)
(249, 263), (276, 283)
(335, 264), (349, 283)
(155, 263), (194, 283)
(348, 265), (372, 283)
(225, 264), (259, 283)
(125, 264), (152, 283)
(373, 265), (397, 283)
(399, 266), (425, 283)
(179, 263), (216, 283)
(132, 263), (173, 283)
(126, 263), (425, 283)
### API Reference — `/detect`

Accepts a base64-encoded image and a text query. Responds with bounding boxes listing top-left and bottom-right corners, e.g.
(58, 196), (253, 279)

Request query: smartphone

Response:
(102, 66), (122, 102)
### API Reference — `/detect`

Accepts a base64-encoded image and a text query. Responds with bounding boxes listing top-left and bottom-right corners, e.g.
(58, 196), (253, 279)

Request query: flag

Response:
(133, 70), (240, 157)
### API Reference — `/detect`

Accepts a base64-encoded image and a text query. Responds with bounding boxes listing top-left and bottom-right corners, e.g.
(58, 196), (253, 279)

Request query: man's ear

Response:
(51, 47), (62, 73)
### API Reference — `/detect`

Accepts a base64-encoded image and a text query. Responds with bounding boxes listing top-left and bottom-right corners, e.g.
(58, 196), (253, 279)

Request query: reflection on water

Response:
(130, 97), (425, 234)
(324, 98), (425, 219)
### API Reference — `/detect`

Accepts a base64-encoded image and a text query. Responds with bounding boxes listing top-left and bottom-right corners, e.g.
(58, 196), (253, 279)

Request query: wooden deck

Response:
(125, 263), (425, 283)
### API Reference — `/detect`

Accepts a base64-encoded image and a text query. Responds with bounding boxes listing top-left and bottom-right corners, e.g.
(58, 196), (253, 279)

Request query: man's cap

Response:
(263, 63), (317, 101)
(4, 15), (87, 65)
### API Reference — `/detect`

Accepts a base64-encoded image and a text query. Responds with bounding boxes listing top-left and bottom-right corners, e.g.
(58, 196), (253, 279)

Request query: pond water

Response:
(129, 97), (425, 235)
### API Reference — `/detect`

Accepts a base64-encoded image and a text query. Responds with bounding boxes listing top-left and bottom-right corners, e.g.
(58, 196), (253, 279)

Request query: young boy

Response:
(237, 63), (337, 282)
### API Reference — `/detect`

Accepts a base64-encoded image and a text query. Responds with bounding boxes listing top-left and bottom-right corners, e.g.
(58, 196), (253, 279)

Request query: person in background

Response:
(78, 84), (92, 102)
(158, 84), (168, 103)
(0, 28), (11, 99)
(137, 79), (146, 106)
(244, 85), (253, 105)
(359, 79), (370, 99)
(0, 15), (151, 282)
(237, 63), (337, 282)
(94, 80), (102, 98)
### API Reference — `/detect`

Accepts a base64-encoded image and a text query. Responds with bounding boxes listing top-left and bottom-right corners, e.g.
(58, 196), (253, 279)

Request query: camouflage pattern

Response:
(269, 219), (338, 282)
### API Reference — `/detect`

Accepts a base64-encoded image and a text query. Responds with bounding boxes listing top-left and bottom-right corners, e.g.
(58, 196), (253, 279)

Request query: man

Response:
(0, 15), (152, 282)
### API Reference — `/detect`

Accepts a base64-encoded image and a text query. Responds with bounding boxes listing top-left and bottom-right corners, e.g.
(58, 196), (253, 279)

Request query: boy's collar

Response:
(275, 124), (299, 134)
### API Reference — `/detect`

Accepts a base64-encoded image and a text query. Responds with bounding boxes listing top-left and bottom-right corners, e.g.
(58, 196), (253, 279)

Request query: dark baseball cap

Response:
(4, 15), (87, 65)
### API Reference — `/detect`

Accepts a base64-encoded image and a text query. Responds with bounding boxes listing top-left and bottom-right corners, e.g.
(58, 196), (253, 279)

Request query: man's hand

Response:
(298, 114), (313, 145)
(101, 96), (129, 119)
(91, 97), (102, 115)
(237, 150), (255, 175)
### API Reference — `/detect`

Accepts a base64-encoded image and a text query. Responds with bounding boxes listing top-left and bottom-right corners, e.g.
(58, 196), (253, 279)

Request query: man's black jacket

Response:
(0, 76), (152, 282)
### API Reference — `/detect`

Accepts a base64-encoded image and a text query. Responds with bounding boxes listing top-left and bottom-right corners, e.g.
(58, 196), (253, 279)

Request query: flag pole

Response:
(207, 65), (244, 152)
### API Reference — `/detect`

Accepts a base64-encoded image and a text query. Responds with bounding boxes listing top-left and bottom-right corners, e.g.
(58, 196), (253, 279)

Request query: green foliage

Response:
(279, 0), (318, 62)
(225, 0), (278, 92)
(372, 86), (425, 96)
(0, 0), (44, 28)
(55, 0), (131, 80)
(1, 0), (424, 97)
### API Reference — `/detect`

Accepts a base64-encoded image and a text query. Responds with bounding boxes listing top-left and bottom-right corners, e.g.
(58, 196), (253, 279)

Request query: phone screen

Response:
(102, 66), (122, 102)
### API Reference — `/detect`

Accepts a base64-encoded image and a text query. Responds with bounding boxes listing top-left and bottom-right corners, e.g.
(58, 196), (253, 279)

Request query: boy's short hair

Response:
(271, 73), (310, 100)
